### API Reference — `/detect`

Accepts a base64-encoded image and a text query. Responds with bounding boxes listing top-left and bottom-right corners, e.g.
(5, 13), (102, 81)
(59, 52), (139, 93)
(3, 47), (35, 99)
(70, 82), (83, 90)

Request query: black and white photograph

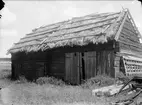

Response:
(0, 0), (142, 105)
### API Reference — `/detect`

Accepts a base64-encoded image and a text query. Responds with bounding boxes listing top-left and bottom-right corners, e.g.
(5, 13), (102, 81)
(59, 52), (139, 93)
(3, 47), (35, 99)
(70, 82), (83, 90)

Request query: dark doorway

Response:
(81, 52), (85, 82)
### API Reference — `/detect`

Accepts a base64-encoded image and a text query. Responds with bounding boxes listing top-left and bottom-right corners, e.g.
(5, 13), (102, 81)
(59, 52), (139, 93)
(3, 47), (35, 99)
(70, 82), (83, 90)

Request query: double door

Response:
(65, 51), (96, 84)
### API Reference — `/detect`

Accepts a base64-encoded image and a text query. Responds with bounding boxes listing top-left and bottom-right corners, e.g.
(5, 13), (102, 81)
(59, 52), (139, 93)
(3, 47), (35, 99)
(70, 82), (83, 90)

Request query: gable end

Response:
(117, 12), (142, 56)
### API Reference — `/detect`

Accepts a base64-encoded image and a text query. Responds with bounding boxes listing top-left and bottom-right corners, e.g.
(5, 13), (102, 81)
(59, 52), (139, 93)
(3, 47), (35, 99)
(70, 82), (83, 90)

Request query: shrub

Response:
(81, 75), (115, 89)
(36, 76), (65, 86)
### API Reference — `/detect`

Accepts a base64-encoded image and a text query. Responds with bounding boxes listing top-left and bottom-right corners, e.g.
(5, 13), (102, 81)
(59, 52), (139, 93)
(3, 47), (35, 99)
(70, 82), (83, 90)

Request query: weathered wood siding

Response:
(11, 42), (115, 83)
(118, 16), (142, 55)
(84, 51), (96, 79)
(11, 52), (49, 80)
(96, 50), (115, 77)
(65, 53), (80, 84)
(48, 53), (65, 80)
(114, 15), (142, 77)
(65, 49), (115, 84)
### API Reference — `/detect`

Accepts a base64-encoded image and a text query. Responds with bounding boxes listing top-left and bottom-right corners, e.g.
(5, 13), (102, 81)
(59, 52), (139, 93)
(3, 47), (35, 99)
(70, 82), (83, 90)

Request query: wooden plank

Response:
(79, 53), (83, 82)
(123, 20), (136, 34)
(96, 50), (115, 77)
(65, 53), (80, 84)
(114, 66), (120, 77)
(119, 30), (140, 44)
(119, 42), (142, 53)
(71, 52), (80, 84)
(65, 53), (73, 82)
(110, 51), (115, 77)
(102, 51), (106, 75)
(120, 49), (142, 57)
(96, 51), (101, 75)
(118, 40), (142, 51)
(122, 26), (139, 38)
(120, 30), (139, 42)
(123, 26), (138, 37)
(115, 11), (128, 41)
(118, 35), (140, 47)
(84, 51), (96, 79)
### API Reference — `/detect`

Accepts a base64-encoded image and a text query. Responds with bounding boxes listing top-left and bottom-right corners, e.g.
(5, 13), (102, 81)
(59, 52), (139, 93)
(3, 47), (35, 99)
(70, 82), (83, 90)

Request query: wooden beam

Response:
(127, 9), (142, 40)
(115, 11), (128, 41)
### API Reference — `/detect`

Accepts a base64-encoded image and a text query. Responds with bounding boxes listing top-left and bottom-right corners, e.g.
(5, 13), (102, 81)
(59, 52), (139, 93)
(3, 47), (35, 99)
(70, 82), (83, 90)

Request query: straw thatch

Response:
(8, 10), (128, 54)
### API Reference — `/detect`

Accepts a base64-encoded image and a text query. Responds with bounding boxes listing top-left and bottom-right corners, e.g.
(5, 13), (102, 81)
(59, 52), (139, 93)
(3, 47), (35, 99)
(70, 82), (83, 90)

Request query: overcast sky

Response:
(0, 0), (142, 58)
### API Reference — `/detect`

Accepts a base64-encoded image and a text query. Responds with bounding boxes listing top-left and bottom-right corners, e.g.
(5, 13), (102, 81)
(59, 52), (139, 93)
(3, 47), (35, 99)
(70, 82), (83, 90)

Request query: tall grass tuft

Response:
(81, 75), (115, 89)
(36, 76), (66, 86)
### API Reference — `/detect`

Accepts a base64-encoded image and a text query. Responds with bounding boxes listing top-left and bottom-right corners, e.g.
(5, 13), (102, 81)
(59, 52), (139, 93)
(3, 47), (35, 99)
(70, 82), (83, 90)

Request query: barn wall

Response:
(48, 52), (65, 80)
(96, 50), (115, 77)
(11, 41), (115, 82)
(11, 51), (50, 80)
(63, 42), (115, 84)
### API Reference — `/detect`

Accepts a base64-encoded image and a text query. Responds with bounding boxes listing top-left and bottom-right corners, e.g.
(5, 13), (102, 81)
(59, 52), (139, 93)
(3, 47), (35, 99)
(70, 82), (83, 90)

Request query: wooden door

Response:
(65, 53), (80, 84)
(84, 51), (96, 79)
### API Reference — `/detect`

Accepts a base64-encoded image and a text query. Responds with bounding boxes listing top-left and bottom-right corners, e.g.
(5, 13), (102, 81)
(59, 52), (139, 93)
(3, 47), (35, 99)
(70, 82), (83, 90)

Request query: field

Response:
(0, 63), (11, 71)
(0, 64), (122, 105)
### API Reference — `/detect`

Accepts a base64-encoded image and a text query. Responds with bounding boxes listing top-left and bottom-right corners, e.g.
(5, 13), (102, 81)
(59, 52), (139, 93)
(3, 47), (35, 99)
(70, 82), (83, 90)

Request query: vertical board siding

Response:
(36, 62), (45, 78)
(73, 52), (80, 84)
(114, 54), (121, 77)
(84, 51), (96, 79)
(96, 51), (101, 75)
(110, 51), (115, 77)
(65, 53), (73, 82)
(96, 50), (114, 77)
(12, 42), (115, 82)
(50, 54), (65, 80)
(65, 53), (80, 84)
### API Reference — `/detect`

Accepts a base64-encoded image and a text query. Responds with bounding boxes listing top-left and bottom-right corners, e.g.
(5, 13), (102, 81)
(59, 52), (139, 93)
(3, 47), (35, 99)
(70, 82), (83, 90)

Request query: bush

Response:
(36, 76), (65, 86)
(81, 75), (115, 89)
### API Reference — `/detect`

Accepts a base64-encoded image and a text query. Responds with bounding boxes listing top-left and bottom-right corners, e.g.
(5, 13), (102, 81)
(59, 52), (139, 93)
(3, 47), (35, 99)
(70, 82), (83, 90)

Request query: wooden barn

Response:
(8, 9), (142, 84)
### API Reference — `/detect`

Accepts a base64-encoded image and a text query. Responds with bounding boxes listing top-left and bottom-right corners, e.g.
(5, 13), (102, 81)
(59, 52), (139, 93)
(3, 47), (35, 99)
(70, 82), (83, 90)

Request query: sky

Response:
(0, 0), (142, 58)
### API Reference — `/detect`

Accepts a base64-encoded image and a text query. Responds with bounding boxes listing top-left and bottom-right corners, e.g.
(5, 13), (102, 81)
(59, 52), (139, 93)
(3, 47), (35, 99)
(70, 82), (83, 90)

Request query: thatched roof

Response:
(8, 9), (137, 54)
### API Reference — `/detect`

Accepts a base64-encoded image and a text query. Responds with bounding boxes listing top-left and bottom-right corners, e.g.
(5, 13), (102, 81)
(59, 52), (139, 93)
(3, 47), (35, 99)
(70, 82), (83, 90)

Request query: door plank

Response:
(84, 51), (96, 79)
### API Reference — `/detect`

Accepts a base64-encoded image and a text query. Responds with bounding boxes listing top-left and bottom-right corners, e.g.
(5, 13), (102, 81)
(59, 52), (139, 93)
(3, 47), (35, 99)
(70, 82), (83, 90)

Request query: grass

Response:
(4, 83), (111, 105)
(0, 68), (117, 105)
